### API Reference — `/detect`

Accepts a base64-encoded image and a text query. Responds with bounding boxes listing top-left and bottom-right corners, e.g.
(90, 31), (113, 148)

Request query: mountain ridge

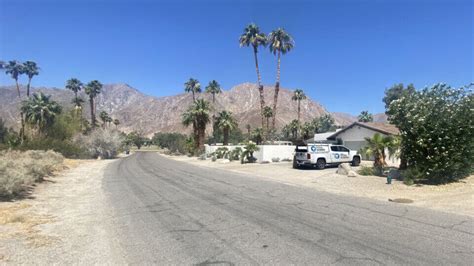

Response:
(0, 82), (386, 136)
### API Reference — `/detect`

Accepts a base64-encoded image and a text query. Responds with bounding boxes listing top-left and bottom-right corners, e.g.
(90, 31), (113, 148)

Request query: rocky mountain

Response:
(0, 82), (383, 136)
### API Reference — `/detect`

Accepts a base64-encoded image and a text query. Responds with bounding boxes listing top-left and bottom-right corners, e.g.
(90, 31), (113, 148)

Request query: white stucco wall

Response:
(205, 145), (295, 162)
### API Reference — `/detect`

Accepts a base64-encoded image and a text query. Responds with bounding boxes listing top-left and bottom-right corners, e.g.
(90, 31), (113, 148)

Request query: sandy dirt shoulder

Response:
(162, 153), (474, 217)
(0, 159), (125, 264)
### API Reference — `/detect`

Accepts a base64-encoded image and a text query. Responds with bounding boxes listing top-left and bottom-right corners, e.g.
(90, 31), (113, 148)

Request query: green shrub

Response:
(152, 132), (188, 154)
(0, 150), (64, 198)
(358, 166), (375, 176)
(19, 138), (88, 159)
(388, 83), (474, 183)
(215, 147), (229, 159)
(74, 128), (124, 159)
(229, 147), (242, 161)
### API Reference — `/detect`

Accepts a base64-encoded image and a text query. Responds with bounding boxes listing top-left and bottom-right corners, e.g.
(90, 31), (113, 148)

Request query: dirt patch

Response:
(162, 153), (474, 217)
(0, 159), (124, 264)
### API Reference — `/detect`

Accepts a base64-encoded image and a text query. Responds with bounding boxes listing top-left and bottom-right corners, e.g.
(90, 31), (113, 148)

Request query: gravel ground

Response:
(163, 154), (474, 217)
(0, 159), (126, 264)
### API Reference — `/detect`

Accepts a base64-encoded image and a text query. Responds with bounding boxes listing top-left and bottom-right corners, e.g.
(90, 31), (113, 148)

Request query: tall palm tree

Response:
(21, 92), (62, 135)
(182, 99), (211, 153)
(239, 23), (267, 131)
(205, 80), (222, 142)
(216, 111), (238, 146)
(292, 89), (306, 128)
(66, 78), (83, 107)
(84, 80), (102, 128)
(23, 61), (39, 97)
(4, 60), (24, 98)
(4, 60), (26, 141)
(184, 78), (201, 101)
(268, 28), (294, 130)
(263, 106), (273, 132)
(358, 110), (374, 122)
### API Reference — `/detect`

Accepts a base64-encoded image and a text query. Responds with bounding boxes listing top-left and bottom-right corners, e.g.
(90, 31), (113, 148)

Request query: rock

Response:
(336, 163), (352, 175)
(218, 159), (230, 164)
(347, 170), (357, 177)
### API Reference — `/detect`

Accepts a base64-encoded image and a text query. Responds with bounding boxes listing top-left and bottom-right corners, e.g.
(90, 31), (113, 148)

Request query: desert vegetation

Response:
(1, 61), (124, 159)
(0, 150), (64, 198)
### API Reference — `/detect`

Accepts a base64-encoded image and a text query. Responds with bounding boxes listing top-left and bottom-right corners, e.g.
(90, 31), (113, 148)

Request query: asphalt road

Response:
(103, 152), (474, 265)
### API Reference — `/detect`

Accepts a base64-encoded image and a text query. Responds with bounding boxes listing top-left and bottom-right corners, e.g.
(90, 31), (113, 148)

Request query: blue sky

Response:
(0, 0), (472, 114)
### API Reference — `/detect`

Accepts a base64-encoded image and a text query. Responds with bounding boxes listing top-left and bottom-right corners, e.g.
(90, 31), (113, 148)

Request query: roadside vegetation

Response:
(1, 60), (124, 159)
(0, 150), (64, 198)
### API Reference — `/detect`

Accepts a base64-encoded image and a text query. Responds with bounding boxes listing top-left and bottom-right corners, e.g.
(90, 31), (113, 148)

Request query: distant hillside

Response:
(0, 82), (383, 136)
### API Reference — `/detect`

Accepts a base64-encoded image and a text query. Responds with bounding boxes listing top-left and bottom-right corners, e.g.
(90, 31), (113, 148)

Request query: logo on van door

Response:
(334, 153), (340, 159)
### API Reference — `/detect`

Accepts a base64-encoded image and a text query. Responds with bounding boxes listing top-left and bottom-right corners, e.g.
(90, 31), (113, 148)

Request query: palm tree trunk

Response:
(15, 79), (21, 98)
(15, 79), (26, 143)
(192, 91), (195, 102)
(26, 77), (32, 97)
(223, 128), (229, 146)
(272, 50), (281, 131)
(253, 46), (266, 134)
(90, 97), (96, 128)
(297, 100), (301, 138)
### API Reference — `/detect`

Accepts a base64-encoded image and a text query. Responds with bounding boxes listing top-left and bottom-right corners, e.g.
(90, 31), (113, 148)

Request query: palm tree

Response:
(289, 119), (299, 139)
(251, 128), (263, 145)
(263, 106), (273, 132)
(362, 133), (398, 174)
(23, 61), (39, 97)
(21, 92), (62, 135)
(301, 122), (314, 140)
(99, 111), (109, 128)
(292, 89), (306, 126)
(4, 60), (26, 141)
(113, 119), (120, 128)
(4, 60), (24, 98)
(216, 111), (238, 146)
(84, 80), (102, 128)
(268, 28), (294, 130)
(239, 23), (267, 131)
(205, 80), (222, 142)
(184, 78), (201, 101)
(358, 110), (374, 122)
(182, 99), (211, 153)
(66, 78), (83, 106)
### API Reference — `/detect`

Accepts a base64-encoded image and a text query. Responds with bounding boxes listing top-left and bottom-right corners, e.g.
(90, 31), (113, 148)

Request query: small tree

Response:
(358, 111), (373, 122)
(241, 141), (259, 164)
(388, 83), (473, 183)
(127, 131), (145, 149)
(361, 133), (398, 175)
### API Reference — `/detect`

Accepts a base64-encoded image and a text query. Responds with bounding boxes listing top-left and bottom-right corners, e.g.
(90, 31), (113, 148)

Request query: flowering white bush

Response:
(388, 83), (473, 183)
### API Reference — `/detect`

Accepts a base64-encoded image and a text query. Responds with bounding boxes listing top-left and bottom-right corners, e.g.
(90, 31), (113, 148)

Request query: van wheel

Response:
(352, 156), (361, 166)
(316, 158), (326, 169)
(292, 156), (299, 169)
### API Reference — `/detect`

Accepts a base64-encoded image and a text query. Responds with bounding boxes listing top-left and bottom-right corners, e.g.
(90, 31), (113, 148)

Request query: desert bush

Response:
(0, 150), (64, 198)
(281, 158), (292, 162)
(211, 155), (217, 162)
(75, 128), (124, 159)
(358, 166), (375, 176)
(19, 138), (88, 159)
(229, 147), (242, 161)
(271, 157), (280, 163)
(388, 83), (474, 183)
(215, 147), (229, 159)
